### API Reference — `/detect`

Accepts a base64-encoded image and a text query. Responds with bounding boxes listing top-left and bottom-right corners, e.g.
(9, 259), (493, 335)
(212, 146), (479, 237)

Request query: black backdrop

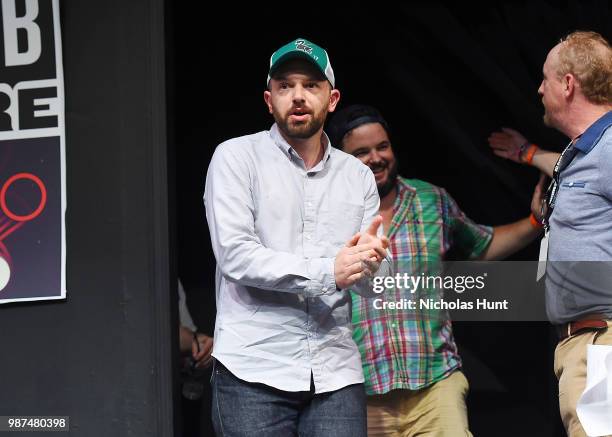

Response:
(171, 2), (611, 435)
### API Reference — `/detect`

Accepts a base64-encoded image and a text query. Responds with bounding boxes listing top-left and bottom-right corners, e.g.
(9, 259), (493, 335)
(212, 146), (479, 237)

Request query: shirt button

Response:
(307, 202), (312, 208)
(322, 286), (328, 292)
(569, 182), (574, 187)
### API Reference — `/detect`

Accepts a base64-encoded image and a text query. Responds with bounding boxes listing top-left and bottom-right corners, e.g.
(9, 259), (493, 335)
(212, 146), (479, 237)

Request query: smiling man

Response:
(329, 104), (545, 437)
(204, 39), (390, 436)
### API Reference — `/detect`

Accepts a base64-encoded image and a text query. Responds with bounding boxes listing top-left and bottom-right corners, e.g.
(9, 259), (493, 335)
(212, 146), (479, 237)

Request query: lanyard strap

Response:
(543, 140), (580, 231)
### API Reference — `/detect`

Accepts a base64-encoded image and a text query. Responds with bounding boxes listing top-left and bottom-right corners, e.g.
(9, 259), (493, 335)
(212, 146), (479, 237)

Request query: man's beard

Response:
(274, 108), (327, 139)
(375, 160), (398, 198)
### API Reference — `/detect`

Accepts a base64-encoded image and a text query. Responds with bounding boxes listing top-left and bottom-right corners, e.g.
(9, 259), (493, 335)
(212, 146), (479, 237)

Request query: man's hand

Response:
(192, 333), (214, 368)
(334, 216), (389, 290)
(488, 127), (528, 163)
(531, 173), (547, 223)
(357, 215), (390, 276)
(357, 215), (389, 250)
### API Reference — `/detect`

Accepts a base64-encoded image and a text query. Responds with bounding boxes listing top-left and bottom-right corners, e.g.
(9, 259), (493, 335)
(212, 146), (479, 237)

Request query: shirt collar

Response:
(395, 177), (417, 198)
(269, 123), (332, 169)
(573, 111), (612, 154)
(384, 176), (417, 240)
(270, 123), (292, 157)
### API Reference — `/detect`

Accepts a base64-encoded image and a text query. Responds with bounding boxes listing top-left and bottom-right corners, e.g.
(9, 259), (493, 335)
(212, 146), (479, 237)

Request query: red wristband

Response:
(522, 144), (538, 165)
(529, 212), (543, 229)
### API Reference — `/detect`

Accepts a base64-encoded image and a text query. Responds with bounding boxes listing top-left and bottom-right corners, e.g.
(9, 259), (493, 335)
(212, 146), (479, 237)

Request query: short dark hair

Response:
(327, 104), (391, 149)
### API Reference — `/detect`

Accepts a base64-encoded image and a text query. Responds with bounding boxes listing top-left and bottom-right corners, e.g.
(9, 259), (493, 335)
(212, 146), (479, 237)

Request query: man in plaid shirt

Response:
(328, 104), (545, 436)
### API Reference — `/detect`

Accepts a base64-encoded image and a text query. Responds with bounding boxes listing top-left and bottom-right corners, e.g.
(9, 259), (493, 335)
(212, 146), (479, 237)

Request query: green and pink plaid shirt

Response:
(351, 177), (493, 395)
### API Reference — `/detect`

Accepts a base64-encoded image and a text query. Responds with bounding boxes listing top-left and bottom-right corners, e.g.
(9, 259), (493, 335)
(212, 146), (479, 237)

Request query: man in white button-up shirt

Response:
(204, 38), (391, 436)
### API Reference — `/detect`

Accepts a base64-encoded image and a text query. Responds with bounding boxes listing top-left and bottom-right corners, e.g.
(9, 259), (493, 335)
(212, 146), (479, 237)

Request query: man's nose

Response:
(292, 84), (305, 103)
(368, 149), (383, 163)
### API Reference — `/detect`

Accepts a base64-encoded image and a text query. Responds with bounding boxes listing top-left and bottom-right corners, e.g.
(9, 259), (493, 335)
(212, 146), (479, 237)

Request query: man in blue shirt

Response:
(527, 31), (612, 437)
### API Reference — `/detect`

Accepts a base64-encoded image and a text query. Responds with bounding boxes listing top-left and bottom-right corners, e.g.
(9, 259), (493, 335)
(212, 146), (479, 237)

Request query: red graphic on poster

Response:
(0, 172), (47, 291)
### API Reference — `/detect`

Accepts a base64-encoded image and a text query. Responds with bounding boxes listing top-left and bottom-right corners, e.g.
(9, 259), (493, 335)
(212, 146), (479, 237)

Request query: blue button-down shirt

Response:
(204, 124), (390, 393)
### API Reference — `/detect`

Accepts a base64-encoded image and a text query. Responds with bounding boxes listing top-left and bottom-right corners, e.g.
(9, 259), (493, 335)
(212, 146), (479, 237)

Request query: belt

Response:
(556, 316), (609, 341)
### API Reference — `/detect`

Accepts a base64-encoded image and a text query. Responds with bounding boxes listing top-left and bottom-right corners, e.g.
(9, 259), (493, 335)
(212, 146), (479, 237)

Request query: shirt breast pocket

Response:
(322, 202), (365, 247)
(561, 181), (586, 189)
(554, 181), (595, 227)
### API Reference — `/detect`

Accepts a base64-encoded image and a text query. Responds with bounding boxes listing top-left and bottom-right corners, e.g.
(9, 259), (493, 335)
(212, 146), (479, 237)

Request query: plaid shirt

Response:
(351, 177), (493, 394)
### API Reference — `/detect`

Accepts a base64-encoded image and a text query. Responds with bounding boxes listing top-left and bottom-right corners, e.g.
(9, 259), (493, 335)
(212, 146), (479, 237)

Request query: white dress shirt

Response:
(204, 124), (389, 394)
(178, 280), (197, 333)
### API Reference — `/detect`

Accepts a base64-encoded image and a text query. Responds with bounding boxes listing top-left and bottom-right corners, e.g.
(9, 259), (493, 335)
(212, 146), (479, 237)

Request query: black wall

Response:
(0, 1), (175, 436)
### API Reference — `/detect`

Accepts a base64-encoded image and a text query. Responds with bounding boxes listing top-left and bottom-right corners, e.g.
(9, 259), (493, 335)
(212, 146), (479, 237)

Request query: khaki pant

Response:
(366, 370), (472, 437)
(554, 321), (612, 437)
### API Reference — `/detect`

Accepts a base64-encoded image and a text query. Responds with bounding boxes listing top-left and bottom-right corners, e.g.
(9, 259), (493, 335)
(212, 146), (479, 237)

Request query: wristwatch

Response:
(518, 141), (529, 161)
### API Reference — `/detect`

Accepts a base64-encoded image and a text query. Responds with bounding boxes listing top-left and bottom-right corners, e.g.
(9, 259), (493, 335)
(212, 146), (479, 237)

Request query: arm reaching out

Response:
(488, 127), (559, 178)
(481, 173), (546, 260)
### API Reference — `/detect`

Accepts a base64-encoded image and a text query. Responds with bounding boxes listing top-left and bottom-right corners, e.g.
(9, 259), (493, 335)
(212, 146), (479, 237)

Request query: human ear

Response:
(328, 88), (341, 113)
(263, 90), (273, 114)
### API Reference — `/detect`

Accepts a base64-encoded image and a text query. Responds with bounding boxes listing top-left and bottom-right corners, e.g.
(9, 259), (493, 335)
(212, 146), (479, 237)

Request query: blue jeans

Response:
(211, 360), (367, 437)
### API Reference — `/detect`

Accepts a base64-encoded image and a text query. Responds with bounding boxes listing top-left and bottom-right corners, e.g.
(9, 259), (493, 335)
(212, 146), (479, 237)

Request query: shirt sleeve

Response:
(178, 279), (197, 332)
(349, 168), (393, 298)
(204, 142), (336, 296)
(442, 189), (493, 259)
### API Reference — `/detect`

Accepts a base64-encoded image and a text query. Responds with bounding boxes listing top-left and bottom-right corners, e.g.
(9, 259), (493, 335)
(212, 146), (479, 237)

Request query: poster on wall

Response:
(0, 0), (65, 304)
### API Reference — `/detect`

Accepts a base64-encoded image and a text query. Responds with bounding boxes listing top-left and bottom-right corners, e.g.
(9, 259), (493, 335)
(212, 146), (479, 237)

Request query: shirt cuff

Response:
(305, 257), (336, 296)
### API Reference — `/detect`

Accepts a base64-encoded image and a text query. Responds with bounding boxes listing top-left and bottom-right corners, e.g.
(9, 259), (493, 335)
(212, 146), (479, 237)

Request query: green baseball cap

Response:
(267, 38), (335, 88)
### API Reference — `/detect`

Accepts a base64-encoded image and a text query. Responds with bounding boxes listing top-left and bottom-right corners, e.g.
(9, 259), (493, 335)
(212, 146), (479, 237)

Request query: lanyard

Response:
(542, 140), (579, 232)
